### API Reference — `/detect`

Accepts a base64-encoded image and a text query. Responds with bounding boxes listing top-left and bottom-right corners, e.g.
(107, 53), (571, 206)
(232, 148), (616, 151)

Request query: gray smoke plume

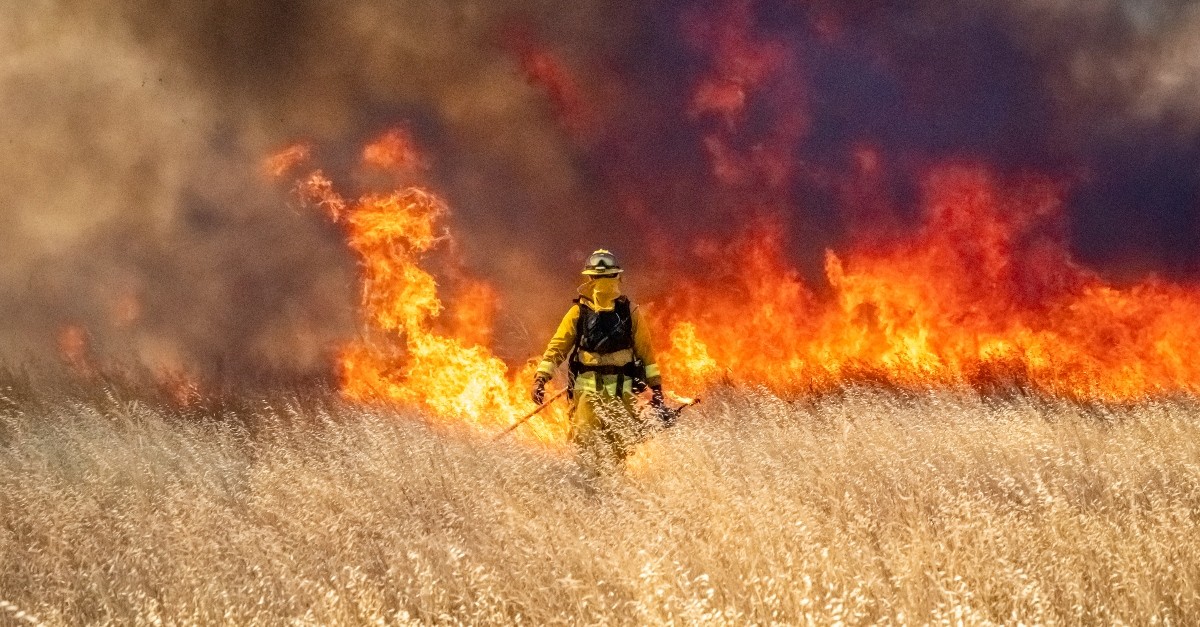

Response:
(1005, 0), (1200, 136)
(0, 0), (622, 378)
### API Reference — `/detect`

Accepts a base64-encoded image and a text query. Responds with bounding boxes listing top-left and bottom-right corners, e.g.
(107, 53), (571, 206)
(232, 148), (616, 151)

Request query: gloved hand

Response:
(650, 385), (674, 426)
(650, 385), (665, 409)
(531, 373), (550, 405)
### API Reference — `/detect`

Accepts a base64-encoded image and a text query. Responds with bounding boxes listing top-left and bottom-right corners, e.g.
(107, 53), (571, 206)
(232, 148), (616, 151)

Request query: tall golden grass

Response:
(2, 378), (1199, 625)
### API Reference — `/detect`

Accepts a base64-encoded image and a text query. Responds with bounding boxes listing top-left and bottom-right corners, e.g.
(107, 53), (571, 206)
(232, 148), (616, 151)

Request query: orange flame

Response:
(362, 129), (423, 173)
(275, 131), (569, 443)
(270, 127), (1200, 450)
(262, 143), (311, 179)
(158, 371), (202, 407)
(653, 165), (1200, 401)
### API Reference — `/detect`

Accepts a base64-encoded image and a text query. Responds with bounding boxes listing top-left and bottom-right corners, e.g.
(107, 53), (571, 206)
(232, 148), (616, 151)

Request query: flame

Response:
(275, 131), (569, 443)
(362, 129), (423, 173)
(665, 391), (698, 405)
(262, 143), (311, 179)
(270, 124), (1200, 450)
(447, 279), (499, 349)
(157, 371), (202, 407)
(258, 0), (1200, 449)
(653, 165), (1200, 401)
(642, 4), (1200, 402)
(58, 322), (203, 405)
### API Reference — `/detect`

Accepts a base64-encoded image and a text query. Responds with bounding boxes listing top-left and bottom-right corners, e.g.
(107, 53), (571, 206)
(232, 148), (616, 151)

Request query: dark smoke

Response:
(4, 0), (1200, 379)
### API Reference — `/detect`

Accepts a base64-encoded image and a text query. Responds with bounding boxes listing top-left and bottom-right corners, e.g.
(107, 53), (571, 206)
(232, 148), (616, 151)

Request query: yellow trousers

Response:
(569, 391), (642, 473)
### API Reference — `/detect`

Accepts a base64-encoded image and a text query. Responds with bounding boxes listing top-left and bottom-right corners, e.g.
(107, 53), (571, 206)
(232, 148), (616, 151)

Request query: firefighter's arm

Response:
(631, 306), (662, 388)
(534, 305), (580, 382)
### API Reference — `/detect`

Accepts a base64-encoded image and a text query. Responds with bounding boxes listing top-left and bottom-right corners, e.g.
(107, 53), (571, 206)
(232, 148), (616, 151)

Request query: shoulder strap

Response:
(615, 296), (631, 321)
(616, 297), (633, 339)
(572, 299), (590, 350)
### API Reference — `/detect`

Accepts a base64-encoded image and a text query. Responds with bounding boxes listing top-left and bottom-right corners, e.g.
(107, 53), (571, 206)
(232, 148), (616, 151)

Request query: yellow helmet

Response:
(582, 249), (623, 276)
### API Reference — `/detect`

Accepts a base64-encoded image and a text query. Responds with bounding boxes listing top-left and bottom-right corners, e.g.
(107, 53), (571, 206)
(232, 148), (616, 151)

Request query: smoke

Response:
(4, 0), (1200, 379)
(996, 0), (1200, 277)
(0, 0), (620, 376)
(1011, 0), (1200, 130)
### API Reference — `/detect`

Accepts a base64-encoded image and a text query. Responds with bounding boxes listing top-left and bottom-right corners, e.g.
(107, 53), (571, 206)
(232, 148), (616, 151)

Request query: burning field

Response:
(5, 0), (1200, 624)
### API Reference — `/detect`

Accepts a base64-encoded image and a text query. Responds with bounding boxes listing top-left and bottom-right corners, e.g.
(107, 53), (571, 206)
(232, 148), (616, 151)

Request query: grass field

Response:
(2, 378), (1199, 625)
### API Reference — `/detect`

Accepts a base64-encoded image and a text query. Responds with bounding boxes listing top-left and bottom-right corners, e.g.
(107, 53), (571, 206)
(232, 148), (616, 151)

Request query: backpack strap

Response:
(572, 298), (590, 347)
(567, 299), (587, 399)
(618, 297), (635, 394)
(615, 297), (632, 339)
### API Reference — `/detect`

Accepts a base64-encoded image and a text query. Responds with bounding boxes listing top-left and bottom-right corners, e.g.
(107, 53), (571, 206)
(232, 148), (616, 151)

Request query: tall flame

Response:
(270, 137), (568, 443)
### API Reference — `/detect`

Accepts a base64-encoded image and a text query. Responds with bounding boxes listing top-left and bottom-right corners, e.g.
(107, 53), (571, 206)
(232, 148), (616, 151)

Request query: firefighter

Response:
(532, 249), (665, 474)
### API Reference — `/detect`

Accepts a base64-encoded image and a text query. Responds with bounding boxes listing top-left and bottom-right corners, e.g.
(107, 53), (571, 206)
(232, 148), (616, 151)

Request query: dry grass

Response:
(2, 380), (1199, 625)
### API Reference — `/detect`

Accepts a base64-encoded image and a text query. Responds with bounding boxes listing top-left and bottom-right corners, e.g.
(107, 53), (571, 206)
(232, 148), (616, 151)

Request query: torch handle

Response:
(493, 388), (569, 441)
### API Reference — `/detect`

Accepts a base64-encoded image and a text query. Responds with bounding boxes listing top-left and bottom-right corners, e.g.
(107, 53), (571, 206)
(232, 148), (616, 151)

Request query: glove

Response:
(531, 373), (550, 405)
(650, 385), (665, 409)
(650, 385), (675, 426)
